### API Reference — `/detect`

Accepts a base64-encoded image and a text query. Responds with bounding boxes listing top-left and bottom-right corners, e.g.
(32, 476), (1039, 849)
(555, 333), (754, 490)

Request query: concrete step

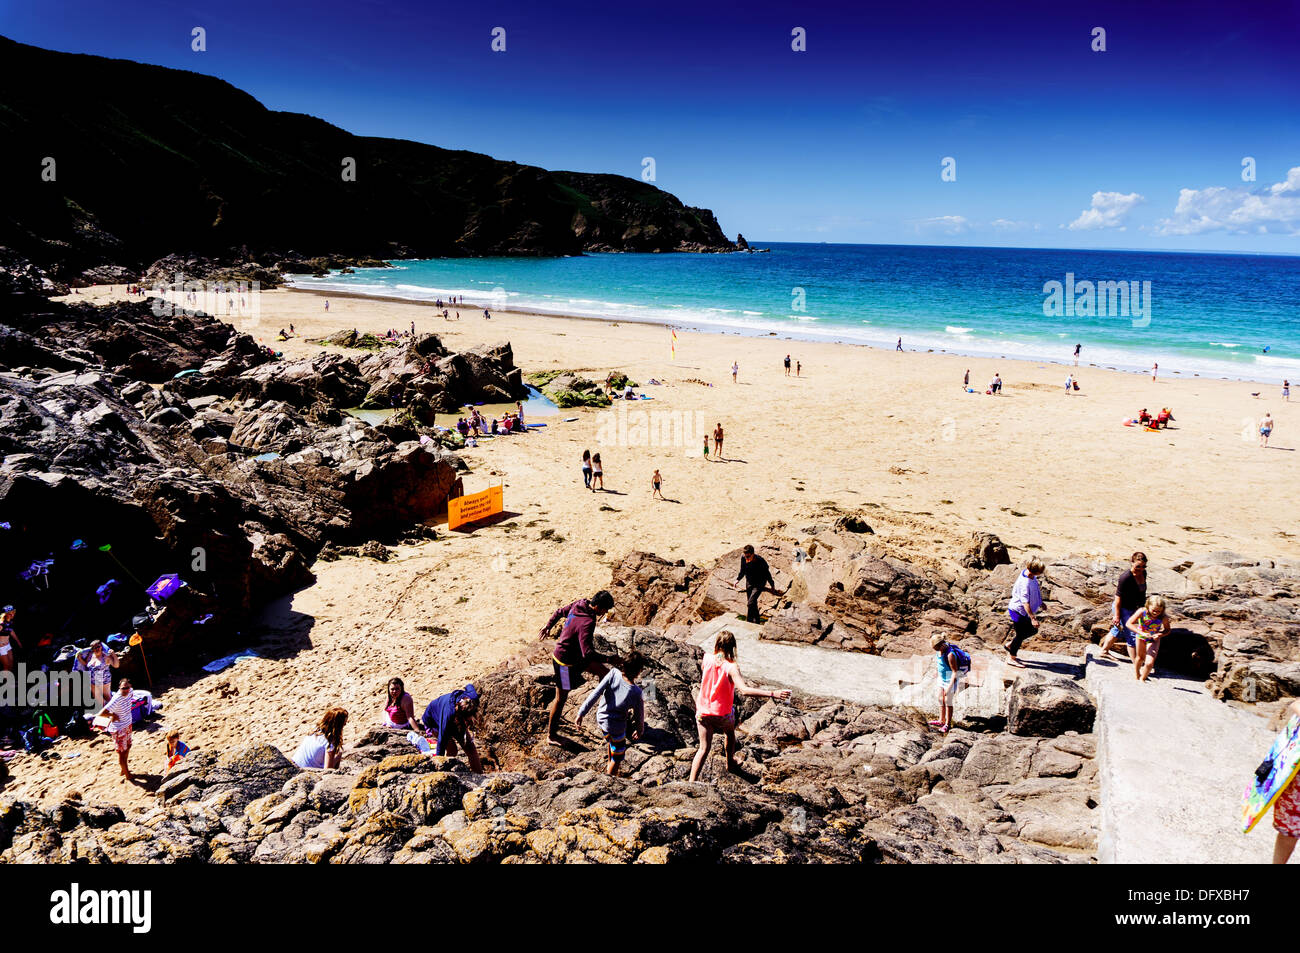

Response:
(1085, 646), (1276, 864)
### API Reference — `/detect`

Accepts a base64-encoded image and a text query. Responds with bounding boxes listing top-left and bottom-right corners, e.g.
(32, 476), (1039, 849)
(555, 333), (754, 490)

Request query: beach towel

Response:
(201, 649), (260, 673)
(422, 683), (478, 756)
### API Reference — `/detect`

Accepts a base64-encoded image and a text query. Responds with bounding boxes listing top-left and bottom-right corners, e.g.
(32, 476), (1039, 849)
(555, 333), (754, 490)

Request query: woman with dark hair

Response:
(382, 677), (423, 732)
(292, 706), (348, 769)
(581, 449), (593, 488)
(75, 639), (120, 708)
(422, 684), (483, 771)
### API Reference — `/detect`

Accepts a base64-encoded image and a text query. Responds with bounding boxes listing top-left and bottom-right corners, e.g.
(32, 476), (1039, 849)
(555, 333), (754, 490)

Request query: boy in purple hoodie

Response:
(539, 590), (614, 744)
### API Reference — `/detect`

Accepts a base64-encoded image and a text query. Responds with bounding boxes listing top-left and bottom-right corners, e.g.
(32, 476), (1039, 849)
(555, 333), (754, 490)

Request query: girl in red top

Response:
(688, 631), (790, 782)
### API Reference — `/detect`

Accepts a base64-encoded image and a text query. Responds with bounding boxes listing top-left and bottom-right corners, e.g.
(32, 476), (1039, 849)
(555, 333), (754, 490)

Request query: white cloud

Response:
(1066, 191), (1145, 231)
(1155, 167), (1300, 236)
(916, 215), (969, 234)
(990, 218), (1029, 230)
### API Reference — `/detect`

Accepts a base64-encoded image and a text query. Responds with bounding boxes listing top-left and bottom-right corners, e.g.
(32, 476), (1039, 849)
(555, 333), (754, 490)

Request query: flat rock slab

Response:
(689, 617), (1083, 723)
(1085, 647), (1275, 864)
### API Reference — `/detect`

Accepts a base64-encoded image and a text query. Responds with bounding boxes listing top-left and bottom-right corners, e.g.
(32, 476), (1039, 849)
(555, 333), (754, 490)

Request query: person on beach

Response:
(1098, 552), (1148, 659)
(0, 606), (20, 674)
(1125, 595), (1171, 682)
(731, 361), (739, 383)
(484, 309), (491, 319)
(796, 361), (801, 377)
(422, 684), (482, 770)
(1260, 412), (1274, 448)
(163, 729), (189, 773)
(1074, 343), (1082, 365)
(539, 590), (615, 745)
(896, 337), (903, 352)
(735, 544), (779, 624)
(591, 452), (604, 490)
(714, 422), (724, 459)
(74, 639), (119, 707)
(324, 299), (329, 311)
(1003, 558), (1045, 667)
(1282, 380), (1290, 402)
(382, 677), (423, 733)
(963, 369), (970, 389)
(703, 435), (710, 461)
(1272, 698), (1300, 864)
(651, 469), (664, 500)
(1065, 374), (1073, 394)
(516, 401), (525, 427)
(688, 631), (791, 783)
(293, 706), (348, 769)
(1152, 362), (1158, 381)
(784, 354), (791, 376)
(930, 633), (971, 733)
(581, 449), (593, 488)
(98, 679), (137, 779)
(576, 653), (645, 777)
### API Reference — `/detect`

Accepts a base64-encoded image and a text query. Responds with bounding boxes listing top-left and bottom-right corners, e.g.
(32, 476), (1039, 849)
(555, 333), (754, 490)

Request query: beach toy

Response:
(1122, 419), (1135, 427)
(527, 423), (547, 428)
(146, 573), (185, 601)
(172, 369), (201, 379)
(129, 633), (153, 688)
(1243, 714), (1300, 833)
(563, 417), (578, 422)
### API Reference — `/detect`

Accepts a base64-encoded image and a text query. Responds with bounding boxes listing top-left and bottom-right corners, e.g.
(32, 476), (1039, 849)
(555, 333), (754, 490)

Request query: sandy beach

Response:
(9, 282), (1296, 809)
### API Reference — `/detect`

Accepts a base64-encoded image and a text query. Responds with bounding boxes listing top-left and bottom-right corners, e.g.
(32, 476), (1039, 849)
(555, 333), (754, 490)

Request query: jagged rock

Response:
(961, 531), (1011, 569)
(1007, 672), (1097, 737)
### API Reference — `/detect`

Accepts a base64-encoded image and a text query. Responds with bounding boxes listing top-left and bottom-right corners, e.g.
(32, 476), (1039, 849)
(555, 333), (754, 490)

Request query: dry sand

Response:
(9, 283), (1296, 808)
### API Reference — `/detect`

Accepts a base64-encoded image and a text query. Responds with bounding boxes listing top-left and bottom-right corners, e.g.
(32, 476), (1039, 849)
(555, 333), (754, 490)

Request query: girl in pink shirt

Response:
(689, 631), (791, 782)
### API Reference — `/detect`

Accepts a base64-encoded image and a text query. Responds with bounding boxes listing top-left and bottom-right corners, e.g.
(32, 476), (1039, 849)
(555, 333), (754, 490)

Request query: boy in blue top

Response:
(930, 633), (970, 733)
(576, 653), (646, 777)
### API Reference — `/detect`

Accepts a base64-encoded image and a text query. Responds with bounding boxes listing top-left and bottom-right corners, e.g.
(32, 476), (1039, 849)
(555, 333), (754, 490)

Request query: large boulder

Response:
(1006, 672), (1097, 737)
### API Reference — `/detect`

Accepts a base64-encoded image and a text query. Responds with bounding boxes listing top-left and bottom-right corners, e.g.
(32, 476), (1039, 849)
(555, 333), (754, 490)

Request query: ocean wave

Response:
(945, 326), (973, 335)
(1209, 342), (1240, 348)
(1256, 354), (1300, 370)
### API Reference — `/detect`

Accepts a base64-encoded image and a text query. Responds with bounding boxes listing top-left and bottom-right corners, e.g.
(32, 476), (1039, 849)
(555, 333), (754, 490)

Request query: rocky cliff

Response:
(0, 36), (735, 284)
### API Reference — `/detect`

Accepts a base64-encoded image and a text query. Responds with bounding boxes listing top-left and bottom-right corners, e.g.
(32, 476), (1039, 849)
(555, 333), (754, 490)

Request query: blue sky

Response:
(4, 0), (1299, 252)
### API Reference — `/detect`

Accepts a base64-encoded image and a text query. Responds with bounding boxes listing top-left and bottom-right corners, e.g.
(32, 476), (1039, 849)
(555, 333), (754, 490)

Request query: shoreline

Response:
(283, 281), (1294, 386)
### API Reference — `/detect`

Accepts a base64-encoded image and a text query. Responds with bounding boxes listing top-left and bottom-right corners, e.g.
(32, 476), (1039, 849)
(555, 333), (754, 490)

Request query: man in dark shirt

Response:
(1099, 551), (1148, 658)
(539, 590), (614, 744)
(736, 545), (778, 623)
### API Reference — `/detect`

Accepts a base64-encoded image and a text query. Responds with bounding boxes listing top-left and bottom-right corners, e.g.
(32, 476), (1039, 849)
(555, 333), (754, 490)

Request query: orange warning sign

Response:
(447, 484), (504, 530)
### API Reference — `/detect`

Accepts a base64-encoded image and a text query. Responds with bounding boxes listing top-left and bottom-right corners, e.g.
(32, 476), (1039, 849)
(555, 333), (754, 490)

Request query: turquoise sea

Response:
(290, 243), (1300, 383)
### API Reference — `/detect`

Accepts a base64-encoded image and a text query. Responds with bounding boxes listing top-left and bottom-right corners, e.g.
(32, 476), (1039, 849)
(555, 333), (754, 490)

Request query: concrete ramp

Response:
(1085, 647), (1275, 864)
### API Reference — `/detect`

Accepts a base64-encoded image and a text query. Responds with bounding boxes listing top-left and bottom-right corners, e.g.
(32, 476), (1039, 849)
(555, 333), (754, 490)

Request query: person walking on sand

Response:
(539, 590), (614, 744)
(1125, 595), (1171, 682)
(713, 422), (724, 459)
(929, 633), (971, 733)
(590, 452), (604, 490)
(1271, 699), (1300, 864)
(963, 369), (970, 389)
(688, 631), (791, 782)
(1152, 361), (1158, 382)
(735, 544), (779, 624)
(1260, 412), (1274, 448)
(651, 469), (664, 500)
(1098, 552), (1147, 659)
(1002, 558), (1045, 667)
(576, 653), (645, 777)
(1283, 380), (1290, 402)
(784, 354), (791, 377)
(796, 360), (801, 377)
(731, 361), (739, 383)
(581, 449), (593, 488)
(98, 678), (138, 779)
(1065, 374), (1073, 394)
(896, 337), (903, 352)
